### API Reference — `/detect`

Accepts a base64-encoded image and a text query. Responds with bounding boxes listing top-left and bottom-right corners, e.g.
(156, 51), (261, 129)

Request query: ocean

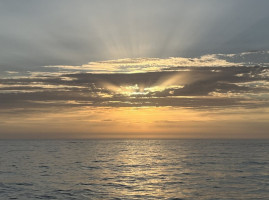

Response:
(0, 139), (268, 199)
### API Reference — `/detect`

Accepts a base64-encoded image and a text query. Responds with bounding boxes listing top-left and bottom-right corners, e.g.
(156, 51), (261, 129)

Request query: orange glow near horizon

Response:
(1, 106), (269, 139)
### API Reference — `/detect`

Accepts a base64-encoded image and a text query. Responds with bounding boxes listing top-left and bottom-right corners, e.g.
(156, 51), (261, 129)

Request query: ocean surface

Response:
(0, 139), (268, 200)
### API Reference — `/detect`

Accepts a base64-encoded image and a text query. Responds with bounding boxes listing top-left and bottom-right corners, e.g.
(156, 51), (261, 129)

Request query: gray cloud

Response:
(1, 0), (269, 70)
(1, 64), (268, 112)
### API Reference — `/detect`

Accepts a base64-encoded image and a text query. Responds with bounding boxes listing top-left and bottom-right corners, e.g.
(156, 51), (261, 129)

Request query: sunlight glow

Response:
(45, 56), (241, 73)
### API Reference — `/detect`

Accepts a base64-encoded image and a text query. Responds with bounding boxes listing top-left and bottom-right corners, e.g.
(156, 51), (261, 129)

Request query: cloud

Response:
(45, 55), (242, 73)
(38, 51), (269, 75)
(1, 1), (269, 70)
(1, 1), (269, 138)
(1, 53), (269, 138)
(1, 54), (268, 112)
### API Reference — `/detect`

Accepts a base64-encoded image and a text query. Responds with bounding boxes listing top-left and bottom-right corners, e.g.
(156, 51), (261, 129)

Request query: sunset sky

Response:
(1, 0), (269, 138)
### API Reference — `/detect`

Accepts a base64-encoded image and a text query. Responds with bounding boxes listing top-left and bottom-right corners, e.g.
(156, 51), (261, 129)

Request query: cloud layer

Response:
(1, 0), (269, 69)
(1, 0), (269, 138)
(1, 52), (268, 112)
(1, 51), (269, 138)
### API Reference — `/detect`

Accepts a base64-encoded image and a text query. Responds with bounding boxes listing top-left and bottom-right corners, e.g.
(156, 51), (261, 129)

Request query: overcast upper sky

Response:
(0, 1), (269, 138)
(1, 0), (269, 69)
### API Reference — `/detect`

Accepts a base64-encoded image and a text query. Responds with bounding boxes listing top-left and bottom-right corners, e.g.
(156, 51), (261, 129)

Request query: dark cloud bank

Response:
(1, 65), (268, 114)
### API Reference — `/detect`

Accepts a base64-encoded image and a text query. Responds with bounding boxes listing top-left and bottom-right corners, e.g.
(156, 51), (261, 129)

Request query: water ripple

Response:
(0, 139), (268, 199)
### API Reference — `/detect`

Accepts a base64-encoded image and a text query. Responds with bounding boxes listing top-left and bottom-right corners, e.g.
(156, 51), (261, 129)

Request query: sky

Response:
(0, 0), (269, 139)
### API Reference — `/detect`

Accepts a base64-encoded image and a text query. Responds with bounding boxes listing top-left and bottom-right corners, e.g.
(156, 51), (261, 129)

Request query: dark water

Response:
(0, 139), (268, 200)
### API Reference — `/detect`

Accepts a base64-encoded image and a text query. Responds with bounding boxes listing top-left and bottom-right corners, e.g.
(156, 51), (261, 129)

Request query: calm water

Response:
(0, 139), (268, 200)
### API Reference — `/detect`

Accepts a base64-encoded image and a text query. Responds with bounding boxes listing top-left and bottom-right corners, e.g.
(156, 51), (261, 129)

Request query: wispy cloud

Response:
(45, 54), (243, 73)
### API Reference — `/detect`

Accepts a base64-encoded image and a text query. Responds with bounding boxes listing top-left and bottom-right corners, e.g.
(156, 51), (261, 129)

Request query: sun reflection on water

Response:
(101, 140), (188, 198)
